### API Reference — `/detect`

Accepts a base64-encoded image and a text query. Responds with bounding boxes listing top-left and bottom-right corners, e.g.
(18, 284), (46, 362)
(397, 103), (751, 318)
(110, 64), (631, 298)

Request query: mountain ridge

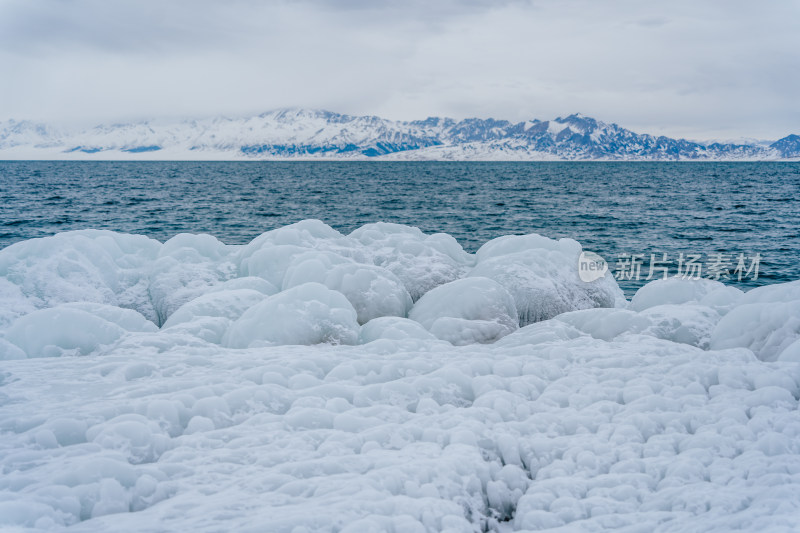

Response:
(1, 108), (798, 160)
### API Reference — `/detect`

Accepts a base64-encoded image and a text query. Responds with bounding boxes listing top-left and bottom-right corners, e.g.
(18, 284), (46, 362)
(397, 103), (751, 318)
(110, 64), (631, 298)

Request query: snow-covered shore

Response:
(1, 220), (798, 532)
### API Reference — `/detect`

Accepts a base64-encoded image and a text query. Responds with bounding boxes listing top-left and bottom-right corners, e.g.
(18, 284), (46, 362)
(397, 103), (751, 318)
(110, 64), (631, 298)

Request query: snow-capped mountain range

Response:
(1, 108), (798, 160)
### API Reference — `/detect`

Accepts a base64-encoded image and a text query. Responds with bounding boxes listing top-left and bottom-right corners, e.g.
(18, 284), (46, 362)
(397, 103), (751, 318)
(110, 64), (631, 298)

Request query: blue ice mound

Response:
(7, 220), (796, 359)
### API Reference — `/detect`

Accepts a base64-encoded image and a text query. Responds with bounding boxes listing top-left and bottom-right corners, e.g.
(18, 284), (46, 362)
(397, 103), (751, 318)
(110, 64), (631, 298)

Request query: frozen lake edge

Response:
(1, 220), (799, 532)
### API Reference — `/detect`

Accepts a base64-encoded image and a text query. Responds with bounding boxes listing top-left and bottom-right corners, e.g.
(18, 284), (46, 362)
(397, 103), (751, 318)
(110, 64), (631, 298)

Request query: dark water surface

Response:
(1, 161), (798, 294)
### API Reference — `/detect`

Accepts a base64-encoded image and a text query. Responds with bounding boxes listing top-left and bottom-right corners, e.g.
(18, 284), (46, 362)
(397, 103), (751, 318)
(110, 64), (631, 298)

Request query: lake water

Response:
(1, 161), (798, 294)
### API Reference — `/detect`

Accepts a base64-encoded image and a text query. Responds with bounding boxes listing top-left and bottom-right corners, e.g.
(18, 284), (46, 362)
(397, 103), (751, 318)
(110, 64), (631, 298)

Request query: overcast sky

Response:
(1, 0), (798, 140)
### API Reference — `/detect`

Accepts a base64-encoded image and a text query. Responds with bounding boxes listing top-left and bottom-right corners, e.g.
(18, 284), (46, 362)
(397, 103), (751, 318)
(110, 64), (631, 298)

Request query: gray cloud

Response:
(1, 0), (798, 139)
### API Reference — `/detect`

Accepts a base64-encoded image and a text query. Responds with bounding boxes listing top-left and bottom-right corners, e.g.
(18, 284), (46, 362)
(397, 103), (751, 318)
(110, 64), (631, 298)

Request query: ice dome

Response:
(470, 234), (624, 325)
(409, 277), (519, 345)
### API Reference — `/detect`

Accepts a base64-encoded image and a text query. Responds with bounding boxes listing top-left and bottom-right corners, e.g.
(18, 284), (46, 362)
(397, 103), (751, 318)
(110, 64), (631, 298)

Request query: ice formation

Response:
(1, 220), (799, 532)
(409, 277), (519, 345)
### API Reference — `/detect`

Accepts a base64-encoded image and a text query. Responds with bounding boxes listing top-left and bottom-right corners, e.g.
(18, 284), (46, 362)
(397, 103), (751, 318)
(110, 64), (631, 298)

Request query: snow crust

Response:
(1, 221), (799, 532)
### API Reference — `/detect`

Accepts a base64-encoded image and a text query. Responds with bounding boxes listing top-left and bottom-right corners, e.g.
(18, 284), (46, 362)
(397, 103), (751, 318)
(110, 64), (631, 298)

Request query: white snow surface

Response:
(1, 221), (800, 532)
